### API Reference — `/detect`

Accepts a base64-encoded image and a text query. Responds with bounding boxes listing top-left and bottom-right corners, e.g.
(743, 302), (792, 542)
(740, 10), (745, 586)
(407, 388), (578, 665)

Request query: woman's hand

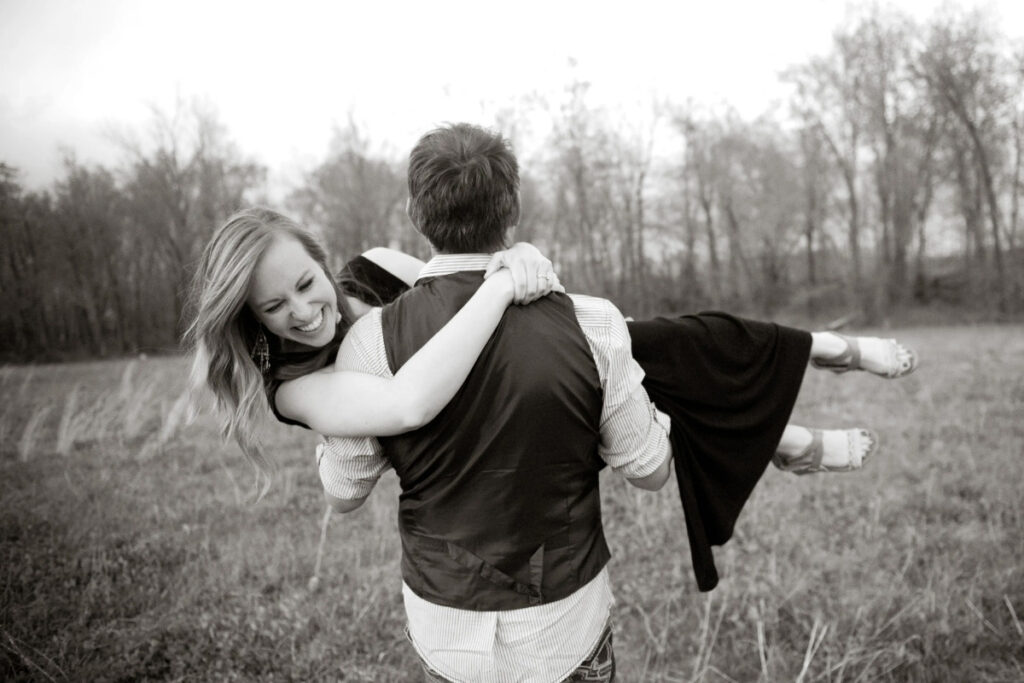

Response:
(483, 242), (564, 304)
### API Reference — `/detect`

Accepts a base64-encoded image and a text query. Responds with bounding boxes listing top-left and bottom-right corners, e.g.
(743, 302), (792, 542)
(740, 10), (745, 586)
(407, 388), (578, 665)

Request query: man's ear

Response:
(407, 196), (437, 252)
(503, 224), (517, 248)
(405, 197), (417, 233)
(503, 190), (521, 246)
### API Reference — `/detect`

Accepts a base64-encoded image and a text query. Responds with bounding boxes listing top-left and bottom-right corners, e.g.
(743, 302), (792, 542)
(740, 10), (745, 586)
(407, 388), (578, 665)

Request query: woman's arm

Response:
(275, 244), (561, 437)
(359, 247), (425, 287)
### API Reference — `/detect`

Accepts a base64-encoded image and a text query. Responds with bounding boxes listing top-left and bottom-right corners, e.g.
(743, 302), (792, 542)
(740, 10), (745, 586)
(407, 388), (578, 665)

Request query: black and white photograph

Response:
(1, 0), (1022, 680)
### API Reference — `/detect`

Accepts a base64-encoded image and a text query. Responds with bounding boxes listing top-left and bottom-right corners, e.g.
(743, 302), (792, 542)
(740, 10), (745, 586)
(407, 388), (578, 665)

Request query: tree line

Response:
(2, 5), (1022, 360)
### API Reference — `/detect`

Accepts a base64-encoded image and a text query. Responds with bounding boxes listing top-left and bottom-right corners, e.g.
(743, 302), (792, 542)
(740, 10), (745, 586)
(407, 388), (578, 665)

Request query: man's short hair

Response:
(407, 123), (520, 253)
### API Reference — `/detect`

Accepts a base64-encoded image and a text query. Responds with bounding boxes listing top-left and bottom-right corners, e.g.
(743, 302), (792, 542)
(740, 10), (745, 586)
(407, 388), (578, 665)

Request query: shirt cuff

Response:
(619, 405), (672, 479)
(316, 440), (386, 501)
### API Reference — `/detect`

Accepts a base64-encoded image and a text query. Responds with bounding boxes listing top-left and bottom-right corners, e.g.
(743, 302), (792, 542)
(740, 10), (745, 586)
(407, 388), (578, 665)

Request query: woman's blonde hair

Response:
(185, 207), (342, 499)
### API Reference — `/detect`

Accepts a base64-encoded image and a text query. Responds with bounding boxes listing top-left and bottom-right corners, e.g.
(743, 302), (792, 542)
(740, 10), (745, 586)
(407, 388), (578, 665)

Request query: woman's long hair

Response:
(185, 207), (345, 499)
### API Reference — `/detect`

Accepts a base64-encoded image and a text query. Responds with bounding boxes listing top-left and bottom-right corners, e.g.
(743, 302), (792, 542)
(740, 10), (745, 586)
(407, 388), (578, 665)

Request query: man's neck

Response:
(432, 248), (498, 257)
(418, 253), (497, 281)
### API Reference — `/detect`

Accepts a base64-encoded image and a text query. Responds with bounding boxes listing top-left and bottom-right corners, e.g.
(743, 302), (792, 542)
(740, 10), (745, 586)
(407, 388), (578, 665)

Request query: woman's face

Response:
(247, 234), (338, 348)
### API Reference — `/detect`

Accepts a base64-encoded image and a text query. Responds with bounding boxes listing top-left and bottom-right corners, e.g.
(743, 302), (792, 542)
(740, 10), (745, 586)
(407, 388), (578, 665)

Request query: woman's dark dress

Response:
(627, 314), (810, 590)
(295, 256), (812, 591)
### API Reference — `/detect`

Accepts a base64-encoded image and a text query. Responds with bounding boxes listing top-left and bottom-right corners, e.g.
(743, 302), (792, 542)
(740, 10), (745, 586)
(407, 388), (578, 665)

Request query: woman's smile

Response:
(295, 307), (325, 334)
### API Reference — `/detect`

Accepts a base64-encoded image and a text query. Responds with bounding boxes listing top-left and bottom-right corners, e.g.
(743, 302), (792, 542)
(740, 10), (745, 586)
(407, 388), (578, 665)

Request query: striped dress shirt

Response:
(317, 254), (671, 682)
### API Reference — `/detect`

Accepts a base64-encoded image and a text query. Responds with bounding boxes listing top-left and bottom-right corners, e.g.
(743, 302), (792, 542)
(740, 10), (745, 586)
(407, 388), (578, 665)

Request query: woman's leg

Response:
(808, 332), (847, 359)
(774, 424), (877, 474)
(773, 332), (915, 474)
(808, 332), (917, 378)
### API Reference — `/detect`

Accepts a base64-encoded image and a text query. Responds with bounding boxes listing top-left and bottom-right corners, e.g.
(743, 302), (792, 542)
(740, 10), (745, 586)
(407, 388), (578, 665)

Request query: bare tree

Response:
(674, 112), (725, 306)
(917, 10), (1014, 311)
(287, 118), (407, 267)
(855, 10), (942, 312)
(119, 98), (266, 333)
(786, 31), (869, 306)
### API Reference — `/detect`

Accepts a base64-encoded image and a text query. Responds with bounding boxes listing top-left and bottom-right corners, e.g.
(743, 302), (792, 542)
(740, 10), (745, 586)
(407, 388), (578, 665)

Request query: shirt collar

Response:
(416, 254), (493, 282)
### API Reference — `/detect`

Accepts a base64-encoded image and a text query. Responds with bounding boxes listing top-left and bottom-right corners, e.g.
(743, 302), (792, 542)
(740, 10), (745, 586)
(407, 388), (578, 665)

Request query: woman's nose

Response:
(289, 297), (314, 320)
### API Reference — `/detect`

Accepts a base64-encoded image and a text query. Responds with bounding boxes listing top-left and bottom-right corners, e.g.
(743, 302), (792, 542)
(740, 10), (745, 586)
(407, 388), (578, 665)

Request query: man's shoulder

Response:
(336, 308), (384, 368)
(346, 308), (383, 342)
(567, 293), (623, 327)
(565, 294), (631, 356)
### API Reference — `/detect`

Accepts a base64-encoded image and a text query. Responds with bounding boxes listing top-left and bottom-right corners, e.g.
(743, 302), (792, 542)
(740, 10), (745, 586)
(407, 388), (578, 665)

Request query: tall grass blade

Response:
(755, 611), (769, 679)
(17, 366), (35, 400)
(308, 506), (333, 593)
(965, 597), (1002, 635)
(157, 389), (190, 444)
(118, 360), (137, 400)
(795, 618), (828, 683)
(1005, 595), (1024, 642)
(18, 405), (51, 462)
(121, 382), (155, 440)
(55, 384), (81, 456)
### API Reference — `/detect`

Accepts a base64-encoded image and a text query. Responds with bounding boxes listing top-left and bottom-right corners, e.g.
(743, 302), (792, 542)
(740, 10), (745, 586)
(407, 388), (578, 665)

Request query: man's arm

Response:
(313, 315), (391, 513)
(613, 392), (673, 491)
(620, 408), (672, 491)
(325, 492), (368, 513)
(573, 295), (673, 491)
(316, 438), (383, 513)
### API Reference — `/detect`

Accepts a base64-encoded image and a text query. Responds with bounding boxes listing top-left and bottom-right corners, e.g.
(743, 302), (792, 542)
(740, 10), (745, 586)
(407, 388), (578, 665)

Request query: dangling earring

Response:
(252, 328), (270, 374)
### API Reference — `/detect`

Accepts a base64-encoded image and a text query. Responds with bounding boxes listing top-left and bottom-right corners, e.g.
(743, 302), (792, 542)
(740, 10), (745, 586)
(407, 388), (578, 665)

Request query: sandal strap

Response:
(812, 335), (918, 379)
(775, 428), (876, 475)
(845, 336), (862, 371)
(807, 429), (825, 471)
(775, 429), (825, 475)
(811, 334), (860, 373)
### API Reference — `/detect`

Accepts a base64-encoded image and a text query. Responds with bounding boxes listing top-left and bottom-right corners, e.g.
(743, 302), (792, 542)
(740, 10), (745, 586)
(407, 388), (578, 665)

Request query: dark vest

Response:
(379, 271), (609, 610)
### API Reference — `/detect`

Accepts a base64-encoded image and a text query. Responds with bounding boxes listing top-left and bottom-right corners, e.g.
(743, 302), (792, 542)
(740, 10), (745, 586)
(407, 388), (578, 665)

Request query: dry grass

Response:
(1, 326), (1022, 681)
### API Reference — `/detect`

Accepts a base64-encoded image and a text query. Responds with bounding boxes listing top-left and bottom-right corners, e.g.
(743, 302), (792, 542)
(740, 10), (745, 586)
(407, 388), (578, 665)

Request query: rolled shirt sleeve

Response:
(315, 311), (391, 501)
(571, 295), (672, 479)
(316, 437), (387, 500)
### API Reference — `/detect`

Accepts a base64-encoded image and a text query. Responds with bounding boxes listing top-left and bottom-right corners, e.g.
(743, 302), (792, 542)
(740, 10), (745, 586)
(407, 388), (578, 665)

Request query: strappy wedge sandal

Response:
(810, 334), (918, 379)
(772, 428), (878, 475)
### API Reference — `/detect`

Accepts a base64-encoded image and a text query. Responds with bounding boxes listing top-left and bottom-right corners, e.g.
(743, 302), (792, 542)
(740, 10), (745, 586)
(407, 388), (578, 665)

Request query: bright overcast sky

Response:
(1, 0), (1021, 192)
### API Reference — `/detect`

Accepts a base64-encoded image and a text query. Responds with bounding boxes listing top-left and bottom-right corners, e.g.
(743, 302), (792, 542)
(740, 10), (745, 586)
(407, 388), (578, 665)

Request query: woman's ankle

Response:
(809, 332), (846, 360)
(776, 425), (813, 457)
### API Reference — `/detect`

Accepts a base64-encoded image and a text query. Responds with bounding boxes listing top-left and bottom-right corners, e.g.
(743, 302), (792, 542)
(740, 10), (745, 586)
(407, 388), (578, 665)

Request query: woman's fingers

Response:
(487, 253), (536, 304)
(538, 273), (564, 298)
(525, 262), (543, 302)
(526, 265), (553, 303)
(549, 273), (565, 295)
(483, 252), (506, 279)
(520, 264), (563, 304)
(485, 243), (564, 304)
(510, 258), (529, 303)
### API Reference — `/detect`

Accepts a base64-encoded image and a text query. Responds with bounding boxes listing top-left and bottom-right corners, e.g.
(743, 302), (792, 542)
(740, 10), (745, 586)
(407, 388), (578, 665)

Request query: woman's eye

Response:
(265, 303), (282, 314)
(298, 278), (313, 292)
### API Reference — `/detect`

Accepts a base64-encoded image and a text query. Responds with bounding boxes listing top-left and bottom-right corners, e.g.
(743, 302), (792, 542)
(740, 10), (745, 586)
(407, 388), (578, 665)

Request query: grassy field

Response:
(2, 325), (1023, 682)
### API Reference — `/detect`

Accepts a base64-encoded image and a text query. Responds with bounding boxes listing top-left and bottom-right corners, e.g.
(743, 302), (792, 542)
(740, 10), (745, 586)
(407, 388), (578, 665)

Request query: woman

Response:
(186, 207), (561, 497)
(187, 207), (917, 590)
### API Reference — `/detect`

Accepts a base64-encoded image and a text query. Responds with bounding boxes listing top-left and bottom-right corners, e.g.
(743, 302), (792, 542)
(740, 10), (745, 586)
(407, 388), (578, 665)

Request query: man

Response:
(317, 123), (672, 682)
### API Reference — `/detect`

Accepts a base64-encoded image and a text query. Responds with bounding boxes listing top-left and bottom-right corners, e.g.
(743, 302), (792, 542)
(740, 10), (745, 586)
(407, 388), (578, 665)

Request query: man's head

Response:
(406, 123), (520, 254)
